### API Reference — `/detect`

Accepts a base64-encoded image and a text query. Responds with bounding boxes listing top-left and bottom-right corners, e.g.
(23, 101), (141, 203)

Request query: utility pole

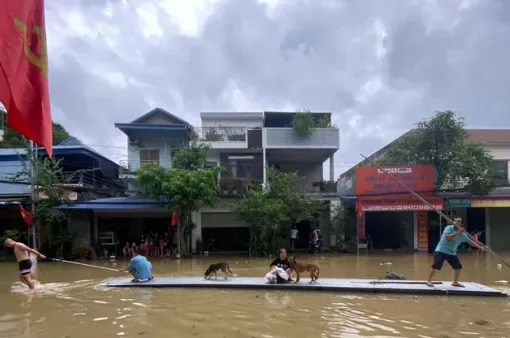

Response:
(29, 141), (37, 249)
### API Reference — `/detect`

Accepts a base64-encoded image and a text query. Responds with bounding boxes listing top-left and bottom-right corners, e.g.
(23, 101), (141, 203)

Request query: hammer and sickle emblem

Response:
(13, 17), (48, 79)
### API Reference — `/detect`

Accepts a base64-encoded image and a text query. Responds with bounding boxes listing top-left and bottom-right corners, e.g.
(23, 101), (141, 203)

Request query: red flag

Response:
(0, 0), (53, 157)
(19, 204), (33, 225)
(171, 210), (178, 227)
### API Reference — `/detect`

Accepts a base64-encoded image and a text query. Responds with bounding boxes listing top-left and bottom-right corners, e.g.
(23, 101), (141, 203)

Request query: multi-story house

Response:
(62, 108), (340, 254)
(194, 111), (340, 252)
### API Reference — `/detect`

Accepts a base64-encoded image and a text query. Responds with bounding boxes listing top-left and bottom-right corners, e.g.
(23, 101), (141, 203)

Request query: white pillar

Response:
(329, 154), (334, 181)
(262, 127), (267, 189)
(413, 211), (418, 250)
(263, 148), (267, 186)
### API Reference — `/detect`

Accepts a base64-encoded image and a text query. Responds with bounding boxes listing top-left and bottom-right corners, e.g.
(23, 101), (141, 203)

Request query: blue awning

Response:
(57, 196), (166, 211)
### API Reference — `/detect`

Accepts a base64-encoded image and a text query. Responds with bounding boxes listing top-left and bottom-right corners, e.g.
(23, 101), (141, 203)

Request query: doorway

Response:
(365, 211), (414, 250)
(467, 207), (486, 244)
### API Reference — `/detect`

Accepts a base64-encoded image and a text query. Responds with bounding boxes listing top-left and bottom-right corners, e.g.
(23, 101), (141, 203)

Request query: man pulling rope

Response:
(426, 217), (486, 288)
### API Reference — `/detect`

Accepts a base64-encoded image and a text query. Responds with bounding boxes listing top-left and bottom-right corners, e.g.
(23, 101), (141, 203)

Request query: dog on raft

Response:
(384, 272), (406, 280)
(288, 256), (320, 283)
(204, 262), (233, 280)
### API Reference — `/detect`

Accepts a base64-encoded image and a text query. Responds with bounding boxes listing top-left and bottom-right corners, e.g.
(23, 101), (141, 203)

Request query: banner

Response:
(171, 210), (178, 226)
(355, 165), (435, 196)
(416, 211), (428, 251)
(0, 0), (53, 156)
(471, 198), (510, 208)
(357, 198), (443, 212)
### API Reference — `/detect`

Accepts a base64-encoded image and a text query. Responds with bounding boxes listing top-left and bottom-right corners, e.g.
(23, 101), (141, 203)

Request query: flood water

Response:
(1, 253), (510, 338)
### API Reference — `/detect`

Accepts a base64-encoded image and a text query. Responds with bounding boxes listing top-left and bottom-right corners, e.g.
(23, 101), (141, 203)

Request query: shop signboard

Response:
(355, 165), (435, 197)
(446, 197), (472, 208)
(471, 198), (510, 207)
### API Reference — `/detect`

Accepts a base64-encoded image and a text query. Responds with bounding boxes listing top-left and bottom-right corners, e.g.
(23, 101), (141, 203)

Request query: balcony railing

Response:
(265, 127), (339, 148)
(219, 178), (261, 196)
(119, 159), (160, 174)
(293, 180), (338, 194)
(193, 127), (247, 142)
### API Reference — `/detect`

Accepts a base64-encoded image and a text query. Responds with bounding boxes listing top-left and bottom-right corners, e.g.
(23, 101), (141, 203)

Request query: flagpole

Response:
(29, 140), (37, 249)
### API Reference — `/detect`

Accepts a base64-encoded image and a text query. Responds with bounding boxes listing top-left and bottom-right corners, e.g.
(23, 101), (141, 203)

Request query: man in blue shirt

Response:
(120, 253), (153, 282)
(426, 217), (485, 287)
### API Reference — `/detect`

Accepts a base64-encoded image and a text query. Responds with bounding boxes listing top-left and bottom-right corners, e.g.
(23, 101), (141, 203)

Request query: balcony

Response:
(265, 127), (339, 149)
(219, 178), (261, 197)
(293, 180), (338, 195)
(194, 127), (249, 149)
(119, 159), (161, 178)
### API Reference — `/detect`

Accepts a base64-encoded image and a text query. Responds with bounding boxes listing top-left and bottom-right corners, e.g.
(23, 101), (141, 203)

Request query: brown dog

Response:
(288, 256), (319, 283)
(204, 262), (232, 280)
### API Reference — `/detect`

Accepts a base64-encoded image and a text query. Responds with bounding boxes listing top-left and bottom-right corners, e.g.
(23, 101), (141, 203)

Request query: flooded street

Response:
(1, 253), (510, 338)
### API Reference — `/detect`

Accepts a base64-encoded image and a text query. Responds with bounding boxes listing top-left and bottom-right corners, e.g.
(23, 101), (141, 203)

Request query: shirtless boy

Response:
(3, 238), (46, 289)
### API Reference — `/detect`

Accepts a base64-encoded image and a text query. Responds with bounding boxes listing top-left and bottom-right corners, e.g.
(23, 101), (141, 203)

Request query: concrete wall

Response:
(277, 162), (323, 190)
(487, 207), (510, 251)
(192, 199), (238, 250)
(201, 117), (263, 129)
(265, 128), (340, 148)
(127, 139), (174, 172)
(485, 145), (510, 161)
(318, 206), (332, 249)
(201, 212), (249, 228)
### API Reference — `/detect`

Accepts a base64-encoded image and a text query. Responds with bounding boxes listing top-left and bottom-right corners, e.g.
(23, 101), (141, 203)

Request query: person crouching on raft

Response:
(426, 217), (485, 287)
(269, 248), (294, 283)
(3, 238), (46, 289)
(119, 252), (154, 282)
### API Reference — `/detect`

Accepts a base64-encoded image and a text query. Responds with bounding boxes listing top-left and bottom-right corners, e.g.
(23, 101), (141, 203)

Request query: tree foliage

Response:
(136, 142), (221, 257)
(235, 167), (325, 256)
(381, 110), (495, 194)
(172, 141), (209, 170)
(291, 110), (332, 137)
(0, 108), (71, 148)
(9, 147), (77, 254)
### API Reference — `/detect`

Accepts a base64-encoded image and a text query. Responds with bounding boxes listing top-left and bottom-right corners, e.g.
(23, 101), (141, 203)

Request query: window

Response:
(139, 149), (160, 166)
(230, 160), (252, 178)
(205, 161), (217, 168)
(492, 160), (508, 186)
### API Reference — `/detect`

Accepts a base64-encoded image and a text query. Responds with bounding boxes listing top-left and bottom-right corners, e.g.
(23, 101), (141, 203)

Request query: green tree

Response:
(0, 108), (71, 147)
(172, 141), (209, 170)
(8, 147), (78, 256)
(136, 142), (221, 257)
(235, 167), (325, 256)
(382, 110), (495, 194)
(291, 110), (332, 137)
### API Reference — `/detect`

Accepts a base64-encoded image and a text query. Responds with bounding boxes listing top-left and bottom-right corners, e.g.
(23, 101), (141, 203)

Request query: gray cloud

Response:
(44, 0), (510, 174)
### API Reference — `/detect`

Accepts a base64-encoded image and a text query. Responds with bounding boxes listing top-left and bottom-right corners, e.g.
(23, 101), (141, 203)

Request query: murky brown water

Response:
(1, 253), (510, 338)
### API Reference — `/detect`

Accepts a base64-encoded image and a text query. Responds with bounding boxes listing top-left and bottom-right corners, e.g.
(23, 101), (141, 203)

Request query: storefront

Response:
(354, 165), (438, 252)
(471, 197), (510, 251)
(356, 197), (443, 251)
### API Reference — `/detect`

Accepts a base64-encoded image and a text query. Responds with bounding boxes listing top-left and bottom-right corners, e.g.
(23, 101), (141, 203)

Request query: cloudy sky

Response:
(38, 0), (510, 177)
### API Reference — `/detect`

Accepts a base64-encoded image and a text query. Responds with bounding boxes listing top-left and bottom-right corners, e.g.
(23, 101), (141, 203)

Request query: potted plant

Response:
(205, 128), (223, 141)
(291, 110), (316, 137)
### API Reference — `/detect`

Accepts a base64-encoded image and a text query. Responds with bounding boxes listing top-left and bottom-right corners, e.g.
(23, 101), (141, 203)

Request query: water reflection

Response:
(0, 253), (509, 338)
